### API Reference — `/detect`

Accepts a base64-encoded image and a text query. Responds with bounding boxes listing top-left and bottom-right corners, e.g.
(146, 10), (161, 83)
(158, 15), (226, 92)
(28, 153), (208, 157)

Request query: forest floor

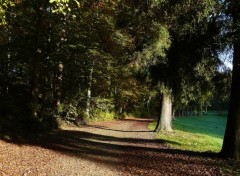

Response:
(0, 117), (239, 176)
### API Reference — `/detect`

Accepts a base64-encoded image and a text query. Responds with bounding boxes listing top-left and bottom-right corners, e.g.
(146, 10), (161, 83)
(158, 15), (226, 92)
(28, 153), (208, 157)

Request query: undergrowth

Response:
(86, 110), (116, 123)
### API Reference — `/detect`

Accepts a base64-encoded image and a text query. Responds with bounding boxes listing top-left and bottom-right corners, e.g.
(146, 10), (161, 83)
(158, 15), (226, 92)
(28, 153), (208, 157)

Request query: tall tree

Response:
(148, 0), (221, 131)
(32, 0), (47, 117)
(221, 0), (240, 160)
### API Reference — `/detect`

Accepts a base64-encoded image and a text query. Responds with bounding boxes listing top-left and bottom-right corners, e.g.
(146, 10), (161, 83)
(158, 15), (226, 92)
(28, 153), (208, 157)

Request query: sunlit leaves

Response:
(112, 30), (133, 48)
(133, 24), (171, 71)
(0, 0), (14, 25)
(49, 0), (80, 15)
(153, 25), (171, 57)
(165, 0), (218, 35)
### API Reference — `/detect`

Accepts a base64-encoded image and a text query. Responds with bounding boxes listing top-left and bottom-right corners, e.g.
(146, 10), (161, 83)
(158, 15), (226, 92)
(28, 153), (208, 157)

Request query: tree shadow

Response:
(88, 124), (151, 133)
(1, 126), (225, 175)
(120, 118), (154, 123)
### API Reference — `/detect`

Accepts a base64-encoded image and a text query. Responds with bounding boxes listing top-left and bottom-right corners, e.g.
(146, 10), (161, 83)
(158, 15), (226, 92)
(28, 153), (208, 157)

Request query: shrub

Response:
(87, 110), (115, 123)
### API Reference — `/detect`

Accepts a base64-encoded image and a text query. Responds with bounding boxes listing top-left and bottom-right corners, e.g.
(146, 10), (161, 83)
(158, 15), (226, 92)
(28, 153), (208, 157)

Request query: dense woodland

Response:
(0, 0), (239, 160)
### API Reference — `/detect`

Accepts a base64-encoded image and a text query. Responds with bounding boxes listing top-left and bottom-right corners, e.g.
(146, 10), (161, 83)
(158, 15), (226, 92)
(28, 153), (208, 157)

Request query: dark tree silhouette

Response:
(221, 0), (240, 160)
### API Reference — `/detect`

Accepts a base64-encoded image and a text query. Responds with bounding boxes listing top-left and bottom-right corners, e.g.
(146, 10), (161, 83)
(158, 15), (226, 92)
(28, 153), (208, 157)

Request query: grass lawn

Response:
(148, 112), (227, 152)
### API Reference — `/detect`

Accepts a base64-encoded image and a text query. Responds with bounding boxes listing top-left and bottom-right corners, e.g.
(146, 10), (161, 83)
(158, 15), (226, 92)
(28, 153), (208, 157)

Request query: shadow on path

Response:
(88, 124), (151, 133)
(0, 118), (225, 175)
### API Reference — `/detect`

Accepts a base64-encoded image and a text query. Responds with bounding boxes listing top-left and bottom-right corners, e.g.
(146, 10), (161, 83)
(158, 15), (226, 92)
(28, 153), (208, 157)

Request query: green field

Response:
(148, 112), (227, 152)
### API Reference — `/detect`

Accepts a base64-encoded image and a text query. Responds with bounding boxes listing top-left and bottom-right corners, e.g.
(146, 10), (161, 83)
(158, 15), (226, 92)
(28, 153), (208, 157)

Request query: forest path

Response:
(0, 118), (225, 176)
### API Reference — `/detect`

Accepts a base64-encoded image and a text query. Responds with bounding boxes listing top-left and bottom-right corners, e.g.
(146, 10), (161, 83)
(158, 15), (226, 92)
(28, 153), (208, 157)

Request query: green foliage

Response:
(164, 0), (218, 36)
(62, 103), (79, 120)
(212, 70), (231, 102)
(133, 24), (171, 70)
(91, 97), (115, 112)
(86, 110), (115, 123)
(0, 0), (232, 140)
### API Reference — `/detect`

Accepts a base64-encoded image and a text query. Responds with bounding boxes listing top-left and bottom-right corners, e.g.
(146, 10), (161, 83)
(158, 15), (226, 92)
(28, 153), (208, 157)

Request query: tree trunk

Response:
(55, 62), (64, 110)
(86, 61), (94, 118)
(32, 1), (45, 117)
(186, 106), (189, 117)
(147, 95), (152, 118)
(154, 92), (163, 132)
(205, 104), (208, 114)
(160, 93), (173, 131)
(200, 103), (203, 116)
(172, 108), (176, 119)
(221, 3), (240, 160)
(181, 107), (184, 117)
(155, 93), (173, 132)
(4, 35), (11, 95)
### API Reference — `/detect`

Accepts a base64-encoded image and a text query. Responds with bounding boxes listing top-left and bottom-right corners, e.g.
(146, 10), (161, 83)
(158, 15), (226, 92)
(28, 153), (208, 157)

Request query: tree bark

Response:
(221, 3), (240, 160)
(147, 95), (152, 118)
(160, 93), (173, 131)
(55, 62), (64, 109)
(186, 106), (189, 117)
(154, 92), (163, 132)
(172, 107), (176, 119)
(155, 92), (173, 132)
(200, 103), (203, 116)
(86, 61), (94, 118)
(205, 104), (208, 114)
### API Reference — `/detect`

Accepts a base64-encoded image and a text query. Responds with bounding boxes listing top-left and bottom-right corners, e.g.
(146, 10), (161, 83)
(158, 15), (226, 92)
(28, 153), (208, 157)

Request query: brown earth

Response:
(0, 118), (239, 176)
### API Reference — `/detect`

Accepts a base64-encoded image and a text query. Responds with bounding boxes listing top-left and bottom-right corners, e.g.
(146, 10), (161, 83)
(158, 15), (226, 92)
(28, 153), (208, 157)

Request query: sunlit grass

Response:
(148, 112), (227, 152)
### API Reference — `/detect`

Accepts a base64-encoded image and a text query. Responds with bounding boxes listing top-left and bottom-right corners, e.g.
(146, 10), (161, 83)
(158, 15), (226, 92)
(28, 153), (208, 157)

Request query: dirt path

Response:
(0, 118), (236, 176)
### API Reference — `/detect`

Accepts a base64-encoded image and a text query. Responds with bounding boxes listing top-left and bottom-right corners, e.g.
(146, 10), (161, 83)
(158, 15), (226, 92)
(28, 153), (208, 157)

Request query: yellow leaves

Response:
(49, 0), (80, 15)
(0, 0), (15, 25)
(49, 0), (69, 4)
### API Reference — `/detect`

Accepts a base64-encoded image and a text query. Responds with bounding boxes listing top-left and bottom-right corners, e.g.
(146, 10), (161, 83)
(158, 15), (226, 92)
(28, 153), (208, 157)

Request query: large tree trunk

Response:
(221, 3), (240, 160)
(155, 93), (173, 132)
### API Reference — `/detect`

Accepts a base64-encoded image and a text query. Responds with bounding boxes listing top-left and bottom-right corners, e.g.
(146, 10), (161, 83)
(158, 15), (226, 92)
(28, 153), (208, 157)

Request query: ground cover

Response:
(148, 112), (227, 152)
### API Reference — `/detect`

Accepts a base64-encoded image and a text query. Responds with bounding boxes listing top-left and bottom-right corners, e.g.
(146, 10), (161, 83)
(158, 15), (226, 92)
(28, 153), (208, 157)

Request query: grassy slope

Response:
(149, 112), (227, 152)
